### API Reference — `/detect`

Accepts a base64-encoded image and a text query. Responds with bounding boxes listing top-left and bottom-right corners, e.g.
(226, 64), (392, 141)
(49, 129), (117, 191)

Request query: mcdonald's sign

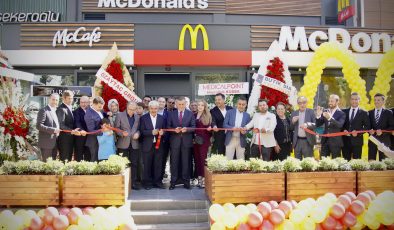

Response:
(178, 24), (209, 51)
(337, 0), (355, 23)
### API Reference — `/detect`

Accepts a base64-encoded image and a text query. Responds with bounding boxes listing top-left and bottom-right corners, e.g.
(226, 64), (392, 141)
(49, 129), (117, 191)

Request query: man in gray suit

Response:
(115, 101), (141, 190)
(290, 96), (316, 159)
(36, 93), (61, 161)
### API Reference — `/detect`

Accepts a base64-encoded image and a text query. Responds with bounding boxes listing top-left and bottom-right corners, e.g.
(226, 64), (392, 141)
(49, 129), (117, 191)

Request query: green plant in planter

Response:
(318, 157), (339, 171)
(249, 158), (266, 172)
(64, 161), (98, 175)
(282, 157), (302, 172)
(43, 159), (65, 175)
(226, 159), (250, 172)
(300, 157), (319, 172)
(334, 157), (352, 171)
(0, 159), (64, 175)
(369, 161), (387, 171)
(207, 155), (228, 172)
(383, 158), (394, 170)
(349, 159), (370, 171)
(269, 160), (284, 173)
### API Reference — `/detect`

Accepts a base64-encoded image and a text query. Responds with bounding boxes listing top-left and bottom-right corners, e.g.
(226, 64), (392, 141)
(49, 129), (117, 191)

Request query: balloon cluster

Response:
(209, 191), (394, 230)
(0, 206), (137, 230)
(298, 42), (368, 109)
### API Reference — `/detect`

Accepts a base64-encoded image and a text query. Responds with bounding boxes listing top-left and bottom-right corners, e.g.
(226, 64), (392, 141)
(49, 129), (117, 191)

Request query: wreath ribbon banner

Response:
(254, 73), (292, 95)
(96, 67), (141, 103)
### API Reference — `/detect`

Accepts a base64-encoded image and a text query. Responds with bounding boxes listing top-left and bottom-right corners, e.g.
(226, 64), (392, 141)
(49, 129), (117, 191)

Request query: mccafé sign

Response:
(279, 26), (393, 53)
(52, 27), (101, 47)
(98, 0), (208, 9)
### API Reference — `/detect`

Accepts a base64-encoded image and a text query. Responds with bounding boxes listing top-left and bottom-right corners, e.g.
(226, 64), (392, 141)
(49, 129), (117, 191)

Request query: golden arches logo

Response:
(338, 0), (350, 12)
(178, 24), (209, 51)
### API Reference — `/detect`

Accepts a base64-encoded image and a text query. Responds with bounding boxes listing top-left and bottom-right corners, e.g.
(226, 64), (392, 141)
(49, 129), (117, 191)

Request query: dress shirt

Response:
(233, 109), (244, 137)
(49, 105), (60, 129)
(246, 112), (277, 147)
(298, 110), (306, 137)
(219, 107), (227, 118)
(65, 104), (73, 117)
(349, 107), (359, 121)
(93, 107), (104, 119)
(150, 114), (157, 142)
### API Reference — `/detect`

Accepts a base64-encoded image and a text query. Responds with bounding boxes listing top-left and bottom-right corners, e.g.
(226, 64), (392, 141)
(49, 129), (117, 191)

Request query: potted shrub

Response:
(62, 155), (130, 206)
(286, 157), (356, 201)
(0, 159), (63, 206)
(205, 155), (285, 204)
(355, 159), (394, 194)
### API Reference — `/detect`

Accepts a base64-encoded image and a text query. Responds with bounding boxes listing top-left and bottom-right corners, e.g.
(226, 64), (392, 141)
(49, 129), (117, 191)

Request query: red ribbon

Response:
(60, 127), (125, 135)
(301, 127), (393, 137)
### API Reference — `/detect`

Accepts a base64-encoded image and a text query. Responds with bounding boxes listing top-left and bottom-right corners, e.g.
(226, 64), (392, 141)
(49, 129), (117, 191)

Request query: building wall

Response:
(364, 0), (394, 29)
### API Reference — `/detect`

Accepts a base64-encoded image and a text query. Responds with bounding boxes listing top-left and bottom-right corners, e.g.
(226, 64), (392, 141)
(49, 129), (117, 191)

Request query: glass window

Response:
(194, 72), (240, 108)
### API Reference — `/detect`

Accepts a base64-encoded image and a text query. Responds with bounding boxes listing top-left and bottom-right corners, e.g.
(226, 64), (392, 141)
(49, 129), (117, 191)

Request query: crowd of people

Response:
(37, 91), (394, 190)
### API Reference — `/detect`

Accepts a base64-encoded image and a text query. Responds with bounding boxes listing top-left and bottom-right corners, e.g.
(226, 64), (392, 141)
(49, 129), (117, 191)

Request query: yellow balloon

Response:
(246, 203), (257, 212)
(302, 217), (316, 230)
(235, 205), (250, 223)
(289, 209), (306, 224)
(311, 207), (327, 223)
(211, 221), (226, 230)
(277, 219), (295, 230)
(223, 211), (239, 229)
(209, 204), (225, 222)
(67, 225), (79, 230)
(223, 203), (236, 212)
(350, 221), (364, 230)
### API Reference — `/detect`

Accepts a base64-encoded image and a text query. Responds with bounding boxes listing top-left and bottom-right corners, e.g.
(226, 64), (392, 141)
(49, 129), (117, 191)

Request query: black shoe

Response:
(132, 184), (140, 190)
(163, 173), (168, 178)
(145, 186), (152, 190)
(169, 184), (175, 190)
(154, 183), (165, 189)
(184, 183), (191, 190)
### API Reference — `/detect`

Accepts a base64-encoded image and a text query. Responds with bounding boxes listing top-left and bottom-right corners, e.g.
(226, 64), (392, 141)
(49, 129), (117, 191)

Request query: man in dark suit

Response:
(224, 97), (251, 160)
(167, 96), (196, 190)
(316, 94), (346, 159)
(368, 93), (394, 160)
(73, 96), (90, 161)
(56, 90), (75, 162)
(84, 96), (106, 162)
(290, 96), (316, 160)
(140, 100), (166, 190)
(36, 93), (61, 162)
(342, 92), (371, 160)
(115, 102), (141, 190)
(210, 93), (233, 155)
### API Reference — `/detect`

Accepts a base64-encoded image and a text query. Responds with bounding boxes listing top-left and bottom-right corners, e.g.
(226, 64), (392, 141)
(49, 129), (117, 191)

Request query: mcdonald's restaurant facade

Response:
(1, 0), (394, 108)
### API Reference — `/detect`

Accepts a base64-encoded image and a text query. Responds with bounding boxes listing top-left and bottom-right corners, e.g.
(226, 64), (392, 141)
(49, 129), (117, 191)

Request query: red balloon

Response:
(341, 212), (356, 227)
(42, 226), (54, 230)
(269, 209), (285, 225)
(356, 193), (372, 207)
(337, 195), (352, 210)
(58, 208), (70, 216)
(30, 216), (44, 230)
(350, 200), (365, 216)
(344, 192), (357, 201)
(364, 190), (376, 200)
(387, 223), (394, 230)
(334, 220), (344, 230)
(44, 207), (59, 225)
(53, 215), (69, 230)
(290, 200), (297, 209)
(257, 202), (272, 219)
(322, 215), (337, 230)
(247, 211), (263, 228)
(237, 223), (252, 230)
(330, 203), (346, 219)
(278, 201), (292, 218)
(82, 207), (94, 216)
(268, 201), (279, 209)
(259, 220), (274, 230)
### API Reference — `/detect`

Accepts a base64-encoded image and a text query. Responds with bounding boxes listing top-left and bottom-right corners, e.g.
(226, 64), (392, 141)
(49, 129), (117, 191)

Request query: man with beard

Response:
(210, 93), (232, 155)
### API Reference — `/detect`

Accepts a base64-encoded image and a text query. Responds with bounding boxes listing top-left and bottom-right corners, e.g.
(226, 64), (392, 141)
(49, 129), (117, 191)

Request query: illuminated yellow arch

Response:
(367, 47), (394, 110)
(298, 42), (368, 109)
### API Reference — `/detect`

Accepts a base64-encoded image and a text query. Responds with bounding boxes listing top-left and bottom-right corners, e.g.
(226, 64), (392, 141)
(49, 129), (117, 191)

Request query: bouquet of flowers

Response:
(0, 77), (36, 160)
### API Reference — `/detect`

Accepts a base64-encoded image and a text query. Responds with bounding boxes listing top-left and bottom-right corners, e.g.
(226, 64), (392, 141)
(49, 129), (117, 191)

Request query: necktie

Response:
(179, 111), (183, 126)
(350, 109), (355, 122)
(375, 109), (380, 124)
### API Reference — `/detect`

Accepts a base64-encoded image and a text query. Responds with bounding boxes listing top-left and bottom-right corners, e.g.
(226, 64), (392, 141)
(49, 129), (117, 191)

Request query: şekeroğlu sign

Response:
(198, 82), (249, 96)
(97, 0), (209, 9)
(52, 27), (101, 47)
(278, 26), (393, 53)
(0, 11), (60, 23)
(31, 86), (93, 97)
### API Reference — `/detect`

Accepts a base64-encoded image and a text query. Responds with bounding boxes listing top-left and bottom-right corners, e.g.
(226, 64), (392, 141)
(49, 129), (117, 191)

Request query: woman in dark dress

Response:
(193, 99), (212, 188)
(273, 102), (293, 160)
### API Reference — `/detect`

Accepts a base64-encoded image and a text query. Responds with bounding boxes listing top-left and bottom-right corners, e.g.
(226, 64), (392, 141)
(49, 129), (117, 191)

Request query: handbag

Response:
(194, 135), (204, 145)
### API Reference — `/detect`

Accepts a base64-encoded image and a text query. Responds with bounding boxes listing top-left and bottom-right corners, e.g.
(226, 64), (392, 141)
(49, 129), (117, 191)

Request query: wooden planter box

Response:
(357, 170), (394, 194)
(62, 168), (130, 206)
(0, 175), (60, 206)
(205, 167), (285, 204)
(286, 171), (357, 201)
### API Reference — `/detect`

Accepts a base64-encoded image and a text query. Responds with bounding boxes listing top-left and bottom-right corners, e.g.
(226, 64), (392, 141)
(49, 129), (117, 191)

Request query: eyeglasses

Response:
(297, 101), (307, 105)
(168, 101), (175, 104)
